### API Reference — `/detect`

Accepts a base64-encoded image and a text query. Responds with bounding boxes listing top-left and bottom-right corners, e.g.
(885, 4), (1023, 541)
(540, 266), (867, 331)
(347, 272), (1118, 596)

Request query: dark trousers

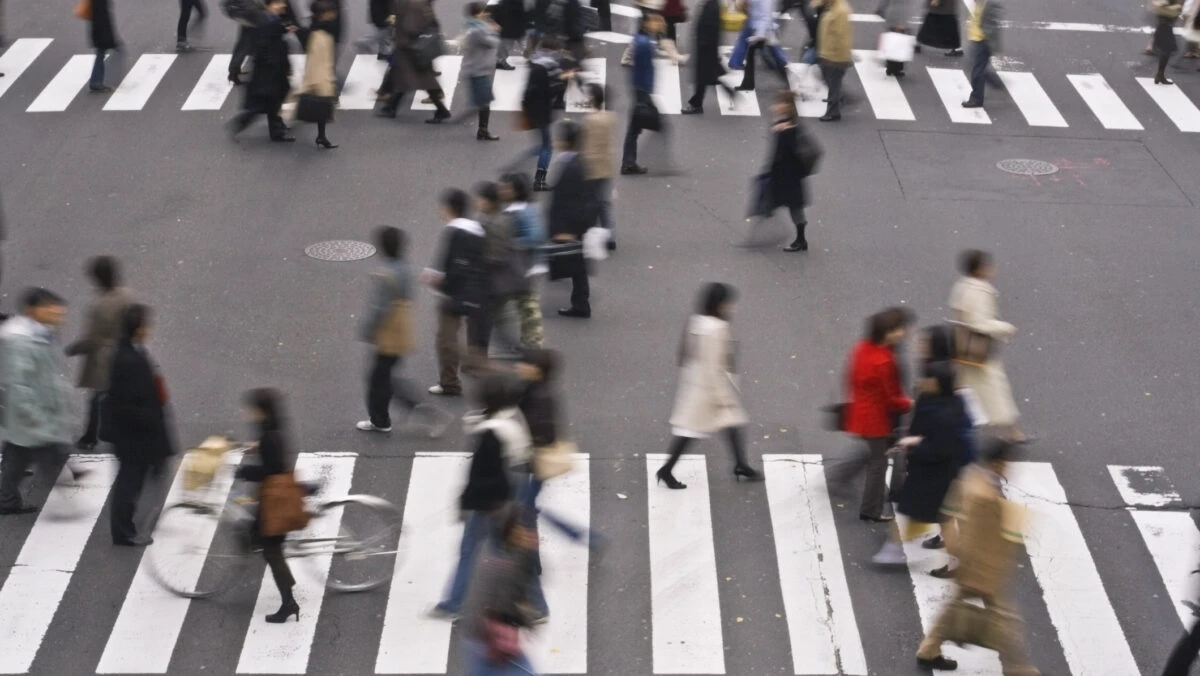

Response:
(230, 26), (257, 77)
(1164, 618), (1200, 676)
(0, 442), (67, 510)
(859, 436), (892, 519)
(740, 40), (789, 90)
(261, 536), (296, 599)
(435, 308), (469, 393)
(592, 0), (611, 31)
(967, 40), (990, 104)
(569, 268), (590, 313)
(232, 95), (287, 138)
(177, 0), (207, 41)
(110, 457), (152, 542)
(622, 90), (660, 166)
(79, 390), (105, 446)
(819, 61), (847, 117)
(366, 353), (422, 428)
(660, 427), (749, 474)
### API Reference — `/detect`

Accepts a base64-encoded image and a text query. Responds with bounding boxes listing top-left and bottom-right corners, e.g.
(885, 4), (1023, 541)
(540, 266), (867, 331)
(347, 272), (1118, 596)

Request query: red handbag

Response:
(483, 616), (521, 664)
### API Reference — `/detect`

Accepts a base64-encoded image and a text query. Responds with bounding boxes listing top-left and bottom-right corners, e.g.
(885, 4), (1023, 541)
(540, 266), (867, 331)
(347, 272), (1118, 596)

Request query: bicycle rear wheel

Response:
(148, 502), (250, 598)
(322, 496), (402, 593)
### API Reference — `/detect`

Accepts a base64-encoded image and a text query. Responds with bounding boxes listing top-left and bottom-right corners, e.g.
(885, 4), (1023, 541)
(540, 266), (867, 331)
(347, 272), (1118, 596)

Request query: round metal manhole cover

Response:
(304, 240), (376, 262)
(996, 159), (1059, 176)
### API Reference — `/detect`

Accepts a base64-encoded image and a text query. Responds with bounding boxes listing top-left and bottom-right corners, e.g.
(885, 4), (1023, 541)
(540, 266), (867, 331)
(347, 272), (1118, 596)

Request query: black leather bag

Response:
(295, 94), (335, 123)
(633, 97), (662, 132)
(408, 28), (444, 71)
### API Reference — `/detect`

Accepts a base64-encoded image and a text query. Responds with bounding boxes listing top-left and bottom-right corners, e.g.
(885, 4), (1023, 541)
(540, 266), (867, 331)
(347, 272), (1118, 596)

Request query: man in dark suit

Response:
(547, 120), (594, 318)
(104, 304), (175, 546)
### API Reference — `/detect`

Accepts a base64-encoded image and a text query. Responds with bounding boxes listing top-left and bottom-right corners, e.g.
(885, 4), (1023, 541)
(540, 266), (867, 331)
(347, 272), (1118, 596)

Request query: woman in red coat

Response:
(844, 311), (911, 521)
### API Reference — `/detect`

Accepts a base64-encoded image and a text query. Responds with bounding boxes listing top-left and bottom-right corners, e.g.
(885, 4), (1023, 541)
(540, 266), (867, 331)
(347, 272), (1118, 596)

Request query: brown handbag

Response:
(260, 472), (311, 537)
(949, 321), (994, 367)
(375, 298), (415, 356)
(74, 0), (93, 20)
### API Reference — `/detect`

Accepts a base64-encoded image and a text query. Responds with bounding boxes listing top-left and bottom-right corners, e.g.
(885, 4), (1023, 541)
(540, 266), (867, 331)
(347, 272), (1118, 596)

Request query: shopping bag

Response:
(533, 440), (578, 480)
(878, 31), (916, 63)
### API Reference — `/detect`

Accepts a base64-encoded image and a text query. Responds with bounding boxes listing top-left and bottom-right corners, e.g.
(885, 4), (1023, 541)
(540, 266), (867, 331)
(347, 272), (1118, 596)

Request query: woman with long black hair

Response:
(744, 93), (819, 252)
(656, 283), (761, 490)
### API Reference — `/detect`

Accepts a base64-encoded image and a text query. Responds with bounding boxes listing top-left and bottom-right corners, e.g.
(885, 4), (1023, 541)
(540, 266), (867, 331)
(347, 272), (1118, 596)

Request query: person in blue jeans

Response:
(727, 18), (786, 71)
(430, 375), (532, 620)
(961, 0), (1001, 109)
(518, 37), (573, 191)
(621, 12), (666, 175)
(88, 0), (121, 92)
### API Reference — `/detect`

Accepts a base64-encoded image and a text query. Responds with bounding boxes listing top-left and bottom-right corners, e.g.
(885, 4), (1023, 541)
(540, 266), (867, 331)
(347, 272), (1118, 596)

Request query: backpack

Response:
(222, 0), (266, 26)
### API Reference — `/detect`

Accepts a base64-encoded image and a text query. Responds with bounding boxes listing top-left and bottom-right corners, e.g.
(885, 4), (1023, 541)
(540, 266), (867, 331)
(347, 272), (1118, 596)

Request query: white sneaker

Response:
(355, 420), (392, 433)
(427, 384), (461, 396)
(871, 542), (907, 566)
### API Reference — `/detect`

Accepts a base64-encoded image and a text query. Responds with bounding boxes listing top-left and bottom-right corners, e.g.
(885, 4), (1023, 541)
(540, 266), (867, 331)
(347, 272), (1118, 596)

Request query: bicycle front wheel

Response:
(322, 496), (402, 593)
(148, 502), (250, 598)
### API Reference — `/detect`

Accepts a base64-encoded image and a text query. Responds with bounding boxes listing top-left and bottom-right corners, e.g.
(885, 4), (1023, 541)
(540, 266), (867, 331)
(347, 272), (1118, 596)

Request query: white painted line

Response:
(961, 0), (976, 14)
(524, 455), (590, 674)
(927, 67), (991, 124)
(491, 55), (530, 112)
(587, 30), (634, 44)
(0, 38), (54, 101)
(1005, 462), (1140, 676)
(645, 453), (724, 674)
(714, 47), (762, 117)
(1068, 73), (1142, 130)
(288, 53), (306, 91)
(566, 57), (606, 112)
(850, 13), (885, 22)
(182, 54), (236, 110)
(237, 453), (358, 674)
(995, 71), (1068, 127)
(413, 55), (463, 111)
(852, 50), (915, 121)
(98, 451), (244, 673)
(787, 63), (830, 118)
(1136, 78), (1200, 132)
(1107, 466), (1200, 628)
(652, 58), (682, 115)
(611, 3), (641, 18)
(0, 456), (117, 674)
(104, 53), (176, 111)
(27, 54), (95, 112)
(375, 452), (469, 674)
(340, 54), (389, 110)
(764, 456), (867, 676)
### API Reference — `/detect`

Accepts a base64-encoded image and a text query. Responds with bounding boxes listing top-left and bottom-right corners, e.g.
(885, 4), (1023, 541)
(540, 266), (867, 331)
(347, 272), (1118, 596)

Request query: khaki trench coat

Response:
(941, 464), (1023, 600)
(948, 276), (1019, 426)
(669, 315), (748, 435)
(66, 287), (132, 390)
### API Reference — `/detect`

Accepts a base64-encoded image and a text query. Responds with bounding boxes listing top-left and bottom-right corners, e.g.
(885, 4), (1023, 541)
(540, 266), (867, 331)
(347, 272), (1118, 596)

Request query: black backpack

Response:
(222, 0), (266, 26)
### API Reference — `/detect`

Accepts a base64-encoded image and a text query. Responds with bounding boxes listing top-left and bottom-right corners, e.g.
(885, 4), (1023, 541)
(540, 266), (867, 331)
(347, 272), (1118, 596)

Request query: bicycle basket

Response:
(183, 436), (234, 491)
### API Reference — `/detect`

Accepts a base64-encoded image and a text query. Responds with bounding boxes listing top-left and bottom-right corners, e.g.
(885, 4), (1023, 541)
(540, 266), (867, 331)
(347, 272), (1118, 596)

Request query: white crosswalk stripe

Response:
(996, 70), (1068, 127)
(1136, 78), (1200, 132)
(0, 453), (1196, 674)
(182, 54), (236, 111)
(105, 54), (177, 111)
(1068, 73), (1143, 130)
(0, 38), (53, 101)
(852, 50), (916, 121)
(927, 66), (992, 124)
(652, 58), (683, 116)
(27, 54), (95, 113)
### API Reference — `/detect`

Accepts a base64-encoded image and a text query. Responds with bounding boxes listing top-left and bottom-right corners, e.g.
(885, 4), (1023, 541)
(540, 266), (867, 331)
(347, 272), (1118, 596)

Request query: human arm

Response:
(65, 303), (102, 357)
(950, 281), (1017, 338)
(360, 271), (391, 343)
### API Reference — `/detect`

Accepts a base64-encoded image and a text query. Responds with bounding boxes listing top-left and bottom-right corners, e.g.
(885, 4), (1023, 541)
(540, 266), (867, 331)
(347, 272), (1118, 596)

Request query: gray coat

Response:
(66, 287), (132, 390)
(0, 315), (74, 448)
(462, 19), (500, 77)
(359, 260), (412, 343)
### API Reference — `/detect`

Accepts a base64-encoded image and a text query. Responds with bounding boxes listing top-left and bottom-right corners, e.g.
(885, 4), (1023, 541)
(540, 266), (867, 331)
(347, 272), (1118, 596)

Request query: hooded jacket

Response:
(0, 315), (74, 447)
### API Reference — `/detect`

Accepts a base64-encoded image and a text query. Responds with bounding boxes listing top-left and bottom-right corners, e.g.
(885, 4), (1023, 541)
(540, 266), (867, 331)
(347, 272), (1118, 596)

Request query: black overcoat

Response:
(246, 15), (293, 102)
(104, 342), (175, 466)
(692, 0), (724, 89)
(766, 125), (810, 210)
(495, 0), (529, 39)
(90, 0), (119, 50)
(895, 394), (969, 524)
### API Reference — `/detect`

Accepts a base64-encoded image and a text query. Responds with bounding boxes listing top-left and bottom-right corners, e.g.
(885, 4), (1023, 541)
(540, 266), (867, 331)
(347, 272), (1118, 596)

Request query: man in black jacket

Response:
(547, 120), (594, 318)
(228, 0), (296, 142)
(422, 189), (486, 396)
(104, 304), (174, 546)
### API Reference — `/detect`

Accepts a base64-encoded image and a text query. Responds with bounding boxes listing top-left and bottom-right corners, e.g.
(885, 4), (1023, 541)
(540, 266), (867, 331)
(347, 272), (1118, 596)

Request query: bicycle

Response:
(147, 435), (403, 599)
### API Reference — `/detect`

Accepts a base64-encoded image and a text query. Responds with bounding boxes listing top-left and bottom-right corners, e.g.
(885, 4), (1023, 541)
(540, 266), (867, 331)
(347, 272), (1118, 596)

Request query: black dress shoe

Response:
(922, 534), (945, 549)
(620, 164), (648, 175)
(782, 239), (808, 252)
(557, 307), (591, 318)
(917, 654), (958, 671)
(0, 505), (38, 515)
(819, 113), (841, 121)
(961, 100), (983, 109)
(681, 104), (703, 114)
(929, 564), (956, 579)
(113, 536), (154, 547)
(496, 60), (515, 70)
(426, 109), (451, 124)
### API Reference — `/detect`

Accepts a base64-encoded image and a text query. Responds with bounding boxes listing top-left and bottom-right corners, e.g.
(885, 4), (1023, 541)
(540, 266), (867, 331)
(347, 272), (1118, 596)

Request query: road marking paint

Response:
(412, 55), (462, 111)
(586, 31), (634, 43)
(566, 57), (606, 113)
(0, 38), (53, 101)
(0, 456), (117, 674)
(927, 67), (991, 124)
(1005, 462), (1140, 676)
(713, 47), (763, 116)
(104, 53), (176, 111)
(27, 54), (95, 112)
(646, 453), (724, 674)
(1108, 466), (1200, 627)
(764, 456), (867, 676)
(340, 54), (389, 110)
(524, 455), (591, 674)
(610, 3), (641, 18)
(653, 58), (683, 115)
(182, 54), (235, 110)
(852, 50), (915, 120)
(787, 63), (830, 118)
(996, 71), (1068, 127)
(237, 453), (357, 674)
(97, 451), (244, 673)
(1068, 73), (1142, 130)
(1136, 78), (1200, 132)
(375, 452), (469, 674)
(491, 55), (530, 112)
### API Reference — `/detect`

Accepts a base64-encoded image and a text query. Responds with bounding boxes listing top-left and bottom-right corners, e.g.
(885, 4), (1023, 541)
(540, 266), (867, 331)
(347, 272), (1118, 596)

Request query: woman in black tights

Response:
(1151, 0), (1182, 85)
(656, 283), (762, 490)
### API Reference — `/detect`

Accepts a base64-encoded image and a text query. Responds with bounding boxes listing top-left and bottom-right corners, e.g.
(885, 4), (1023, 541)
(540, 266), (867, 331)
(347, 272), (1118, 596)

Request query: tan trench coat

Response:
(66, 287), (132, 390)
(948, 276), (1019, 426)
(941, 464), (1023, 600)
(668, 315), (748, 435)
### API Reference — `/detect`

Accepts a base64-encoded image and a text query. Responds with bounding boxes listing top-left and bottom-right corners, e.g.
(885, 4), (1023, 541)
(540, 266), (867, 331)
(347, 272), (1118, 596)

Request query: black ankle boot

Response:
(655, 467), (687, 490)
(265, 590), (300, 623)
(783, 222), (808, 252)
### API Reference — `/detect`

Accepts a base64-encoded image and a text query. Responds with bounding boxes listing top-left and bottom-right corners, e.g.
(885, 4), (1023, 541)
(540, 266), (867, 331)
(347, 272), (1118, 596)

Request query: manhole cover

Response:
(996, 159), (1059, 176)
(304, 240), (376, 262)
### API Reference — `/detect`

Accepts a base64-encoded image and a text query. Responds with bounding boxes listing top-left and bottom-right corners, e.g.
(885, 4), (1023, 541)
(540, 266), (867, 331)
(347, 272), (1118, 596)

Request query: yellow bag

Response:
(182, 436), (233, 492)
(721, 0), (747, 32)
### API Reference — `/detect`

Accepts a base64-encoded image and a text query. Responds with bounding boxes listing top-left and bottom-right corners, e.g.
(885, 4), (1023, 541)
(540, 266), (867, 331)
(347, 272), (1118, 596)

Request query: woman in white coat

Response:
(655, 283), (762, 489)
(948, 250), (1029, 443)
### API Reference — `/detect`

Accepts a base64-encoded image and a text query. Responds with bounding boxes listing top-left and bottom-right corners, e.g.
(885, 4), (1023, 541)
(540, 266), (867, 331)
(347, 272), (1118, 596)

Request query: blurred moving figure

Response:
(66, 256), (131, 451)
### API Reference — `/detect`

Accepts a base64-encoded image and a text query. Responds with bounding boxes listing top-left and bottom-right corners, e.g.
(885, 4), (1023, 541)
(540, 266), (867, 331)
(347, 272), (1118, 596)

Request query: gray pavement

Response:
(2, 0), (1200, 674)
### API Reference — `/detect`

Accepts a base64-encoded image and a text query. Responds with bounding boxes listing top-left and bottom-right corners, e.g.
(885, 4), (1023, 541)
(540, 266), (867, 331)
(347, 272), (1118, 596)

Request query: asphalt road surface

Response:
(1, 0), (1199, 674)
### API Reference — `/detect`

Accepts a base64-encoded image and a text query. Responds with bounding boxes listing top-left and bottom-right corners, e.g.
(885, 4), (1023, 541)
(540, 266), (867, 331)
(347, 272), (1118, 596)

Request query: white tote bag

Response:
(878, 31), (916, 63)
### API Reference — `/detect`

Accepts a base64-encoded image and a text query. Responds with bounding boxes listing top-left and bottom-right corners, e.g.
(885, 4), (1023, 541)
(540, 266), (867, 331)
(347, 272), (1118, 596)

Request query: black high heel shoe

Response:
(1155, 74), (1175, 85)
(265, 600), (300, 623)
(782, 239), (808, 252)
(315, 137), (338, 149)
(655, 468), (687, 490)
(733, 465), (763, 482)
(228, 73), (242, 86)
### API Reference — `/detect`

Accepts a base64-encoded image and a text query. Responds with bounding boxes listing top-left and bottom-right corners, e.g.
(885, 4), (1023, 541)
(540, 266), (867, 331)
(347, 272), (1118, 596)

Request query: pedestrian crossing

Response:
(0, 450), (1194, 674)
(6, 37), (1200, 137)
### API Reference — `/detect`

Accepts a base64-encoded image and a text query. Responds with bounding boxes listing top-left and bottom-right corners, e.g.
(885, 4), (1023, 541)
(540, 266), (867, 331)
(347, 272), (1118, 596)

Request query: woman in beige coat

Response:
(948, 250), (1028, 443)
(294, 0), (339, 148)
(655, 283), (761, 489)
